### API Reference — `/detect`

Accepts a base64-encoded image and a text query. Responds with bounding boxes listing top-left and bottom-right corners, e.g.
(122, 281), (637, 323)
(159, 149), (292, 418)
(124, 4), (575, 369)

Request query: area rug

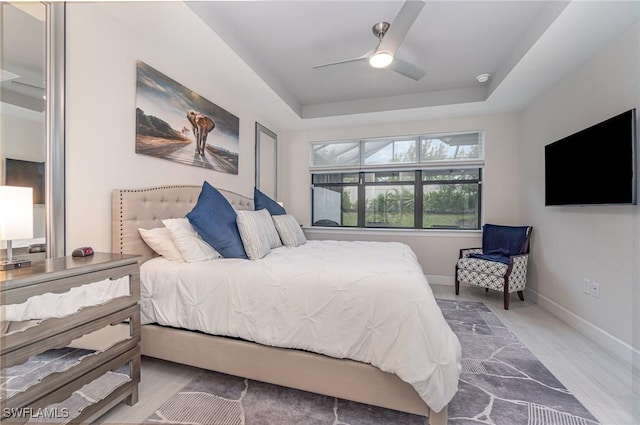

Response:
(143, 299), (599, 425)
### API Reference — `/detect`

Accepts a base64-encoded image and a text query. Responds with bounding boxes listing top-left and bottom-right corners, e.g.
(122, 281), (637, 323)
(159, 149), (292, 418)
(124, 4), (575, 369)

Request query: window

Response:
(363, 138), (417, 164)
(311, 173), (359, 227)
(420, 133), (481, 162)
(422, 169), (481, 229)
(311, 141), (360, 167)
(364, 171), (415, 228)
(311, 132), (483, 230)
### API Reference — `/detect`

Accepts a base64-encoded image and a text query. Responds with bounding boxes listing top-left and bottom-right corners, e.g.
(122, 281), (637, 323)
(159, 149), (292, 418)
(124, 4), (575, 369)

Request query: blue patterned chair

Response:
(455, 224), (533, 309)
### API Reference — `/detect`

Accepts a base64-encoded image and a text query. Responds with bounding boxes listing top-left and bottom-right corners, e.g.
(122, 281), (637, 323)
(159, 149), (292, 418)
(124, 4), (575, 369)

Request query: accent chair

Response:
(455, 224), (533, 310)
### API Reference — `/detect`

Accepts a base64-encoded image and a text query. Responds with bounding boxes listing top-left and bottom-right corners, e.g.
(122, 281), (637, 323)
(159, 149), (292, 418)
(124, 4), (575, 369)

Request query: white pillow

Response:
(162, 218), (221, 262)
(138, 227), (184, 261)
(236, 209), (275, 260)
(272, 214), (306, 248)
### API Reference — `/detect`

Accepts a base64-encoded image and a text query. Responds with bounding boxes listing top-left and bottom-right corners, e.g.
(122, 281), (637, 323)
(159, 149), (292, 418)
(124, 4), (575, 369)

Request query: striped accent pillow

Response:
(258, 208), (283, 249)
(272, 215), (306, 248)
(236, 209), (278, 260)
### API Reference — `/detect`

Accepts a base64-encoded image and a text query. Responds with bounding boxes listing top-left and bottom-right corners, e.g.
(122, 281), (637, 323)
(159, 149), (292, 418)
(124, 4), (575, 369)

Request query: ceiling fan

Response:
(313, 0), (426, 81)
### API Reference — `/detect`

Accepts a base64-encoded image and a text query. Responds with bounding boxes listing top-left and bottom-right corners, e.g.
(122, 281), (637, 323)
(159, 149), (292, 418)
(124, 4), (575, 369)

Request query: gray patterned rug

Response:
(144, 300), (599, 425)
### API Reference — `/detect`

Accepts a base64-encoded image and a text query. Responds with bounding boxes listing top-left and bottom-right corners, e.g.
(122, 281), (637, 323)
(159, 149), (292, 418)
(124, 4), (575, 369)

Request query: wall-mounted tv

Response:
(5, 158), (45, 204)
(545, 109), (637, 206)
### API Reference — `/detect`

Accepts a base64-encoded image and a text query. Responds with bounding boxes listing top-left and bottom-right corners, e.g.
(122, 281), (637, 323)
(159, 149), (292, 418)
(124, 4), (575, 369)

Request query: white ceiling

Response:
(188, 0), (567, 118)
(188, 0), (639, 123)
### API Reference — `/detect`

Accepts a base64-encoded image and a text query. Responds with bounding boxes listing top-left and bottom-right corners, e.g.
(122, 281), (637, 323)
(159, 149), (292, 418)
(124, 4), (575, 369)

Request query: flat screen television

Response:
(5, 158), (45, 204)
(545, 109), (637, 206)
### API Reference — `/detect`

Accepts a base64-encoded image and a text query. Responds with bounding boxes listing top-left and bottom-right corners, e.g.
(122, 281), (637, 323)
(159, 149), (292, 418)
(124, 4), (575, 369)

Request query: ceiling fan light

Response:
(369, 52), (394, 69)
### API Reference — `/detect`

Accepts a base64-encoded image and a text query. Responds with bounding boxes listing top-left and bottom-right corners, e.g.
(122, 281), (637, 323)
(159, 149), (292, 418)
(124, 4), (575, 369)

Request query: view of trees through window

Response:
(310, 132), (483, 230)
(312, 169), (480, 229)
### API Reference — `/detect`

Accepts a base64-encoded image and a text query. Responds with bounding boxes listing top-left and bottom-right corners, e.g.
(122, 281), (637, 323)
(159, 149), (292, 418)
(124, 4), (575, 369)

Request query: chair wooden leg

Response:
(517, 290), (524, 301)
(503, 275), (511, 310)
(455, 265), (460, 295)
(503, 288), (510, 310)
(485, 288), (489, 292)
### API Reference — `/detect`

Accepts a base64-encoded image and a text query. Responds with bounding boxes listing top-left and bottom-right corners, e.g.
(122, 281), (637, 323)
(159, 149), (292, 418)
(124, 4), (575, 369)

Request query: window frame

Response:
(310, 131), (484, 171)
(421, 168), (482, 230)
(362, 171), (418, 229)
(311, 174), (360, 228)
(312, 168), (483, 230)
(310, 131), (484, 231)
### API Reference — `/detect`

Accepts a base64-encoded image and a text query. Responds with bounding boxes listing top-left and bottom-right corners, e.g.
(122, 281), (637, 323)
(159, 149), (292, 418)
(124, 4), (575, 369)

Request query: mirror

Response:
(0, 2), (65, 259)
(255, 122), (278, 199)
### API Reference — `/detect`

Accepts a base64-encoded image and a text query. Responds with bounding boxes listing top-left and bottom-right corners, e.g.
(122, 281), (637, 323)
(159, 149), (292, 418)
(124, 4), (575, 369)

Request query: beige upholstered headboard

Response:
(112, 185), (254, 261)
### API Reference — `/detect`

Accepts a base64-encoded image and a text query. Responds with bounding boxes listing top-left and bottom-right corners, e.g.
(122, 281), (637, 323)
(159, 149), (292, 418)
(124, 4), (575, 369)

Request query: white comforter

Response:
(140, 240), (461, 412)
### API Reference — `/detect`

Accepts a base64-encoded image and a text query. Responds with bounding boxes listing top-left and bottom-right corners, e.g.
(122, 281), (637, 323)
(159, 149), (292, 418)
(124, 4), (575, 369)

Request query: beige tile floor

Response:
(98, 284), (639, 425)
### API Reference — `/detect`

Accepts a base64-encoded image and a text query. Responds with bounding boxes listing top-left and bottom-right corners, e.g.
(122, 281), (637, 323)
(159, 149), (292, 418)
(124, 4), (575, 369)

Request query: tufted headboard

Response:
(112, 185), (254, 262)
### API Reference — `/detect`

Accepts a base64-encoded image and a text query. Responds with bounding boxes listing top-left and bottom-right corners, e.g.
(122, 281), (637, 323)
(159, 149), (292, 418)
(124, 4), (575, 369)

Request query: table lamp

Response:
(0, 185), (33, 271)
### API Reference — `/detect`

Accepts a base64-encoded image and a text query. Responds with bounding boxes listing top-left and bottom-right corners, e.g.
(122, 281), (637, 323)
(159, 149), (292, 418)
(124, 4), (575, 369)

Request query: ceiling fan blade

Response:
(389, 58), (425, 81)
(377, 0), (425, 56)
(313, 54), (369, 69)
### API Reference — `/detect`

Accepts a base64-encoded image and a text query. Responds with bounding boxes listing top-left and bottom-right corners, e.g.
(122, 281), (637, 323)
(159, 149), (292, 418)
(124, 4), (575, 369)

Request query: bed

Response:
(111, 184), (460, 425)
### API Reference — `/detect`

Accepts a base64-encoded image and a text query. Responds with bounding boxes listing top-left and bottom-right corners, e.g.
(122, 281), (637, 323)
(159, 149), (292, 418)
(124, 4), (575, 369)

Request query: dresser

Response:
(1, 253), (141, 424)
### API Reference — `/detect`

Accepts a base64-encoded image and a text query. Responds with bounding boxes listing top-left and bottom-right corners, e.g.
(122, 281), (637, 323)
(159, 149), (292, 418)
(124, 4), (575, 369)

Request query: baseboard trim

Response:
(527, 288), (640, 371)
(426, 275), (454, 286)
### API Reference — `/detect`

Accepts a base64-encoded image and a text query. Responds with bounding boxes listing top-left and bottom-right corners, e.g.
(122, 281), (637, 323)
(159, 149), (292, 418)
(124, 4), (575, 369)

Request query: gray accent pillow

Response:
(256, 208), (282, 249)
(272, 215), (306, 247)
(236, 209), (277, 260)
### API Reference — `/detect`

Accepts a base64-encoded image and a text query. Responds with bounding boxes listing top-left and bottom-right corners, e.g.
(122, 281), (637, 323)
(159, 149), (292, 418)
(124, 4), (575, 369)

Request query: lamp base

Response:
(0, 258), (32, 271)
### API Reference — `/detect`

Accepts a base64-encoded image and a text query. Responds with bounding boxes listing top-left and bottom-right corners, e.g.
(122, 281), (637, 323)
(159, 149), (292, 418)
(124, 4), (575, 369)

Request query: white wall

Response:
(520, 23), (640, 362)
(280, 113), (521, 278)
(65, 3), (295, 253)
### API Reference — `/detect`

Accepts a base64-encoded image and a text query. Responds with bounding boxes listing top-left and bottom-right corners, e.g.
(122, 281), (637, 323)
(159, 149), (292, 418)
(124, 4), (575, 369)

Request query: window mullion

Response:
(477, 169), (483, 228)
(357, 172), (365, 227)
(414, 170), (423, 229)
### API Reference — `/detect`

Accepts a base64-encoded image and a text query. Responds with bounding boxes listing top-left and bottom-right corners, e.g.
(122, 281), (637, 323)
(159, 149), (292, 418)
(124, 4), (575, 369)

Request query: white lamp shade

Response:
(0, 186), (34, 240)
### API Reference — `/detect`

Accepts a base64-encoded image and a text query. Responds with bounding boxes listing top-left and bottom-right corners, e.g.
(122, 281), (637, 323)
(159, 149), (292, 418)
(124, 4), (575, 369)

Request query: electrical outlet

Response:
(583, 279), (591, 295)
(591, 282), (600, 298)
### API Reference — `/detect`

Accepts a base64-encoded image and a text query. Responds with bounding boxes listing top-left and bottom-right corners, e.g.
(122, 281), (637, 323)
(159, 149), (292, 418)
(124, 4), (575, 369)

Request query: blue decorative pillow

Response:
(186, 182), (248, 259)
(481, 224), (530, 257)
(254, 187), (286, 215)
